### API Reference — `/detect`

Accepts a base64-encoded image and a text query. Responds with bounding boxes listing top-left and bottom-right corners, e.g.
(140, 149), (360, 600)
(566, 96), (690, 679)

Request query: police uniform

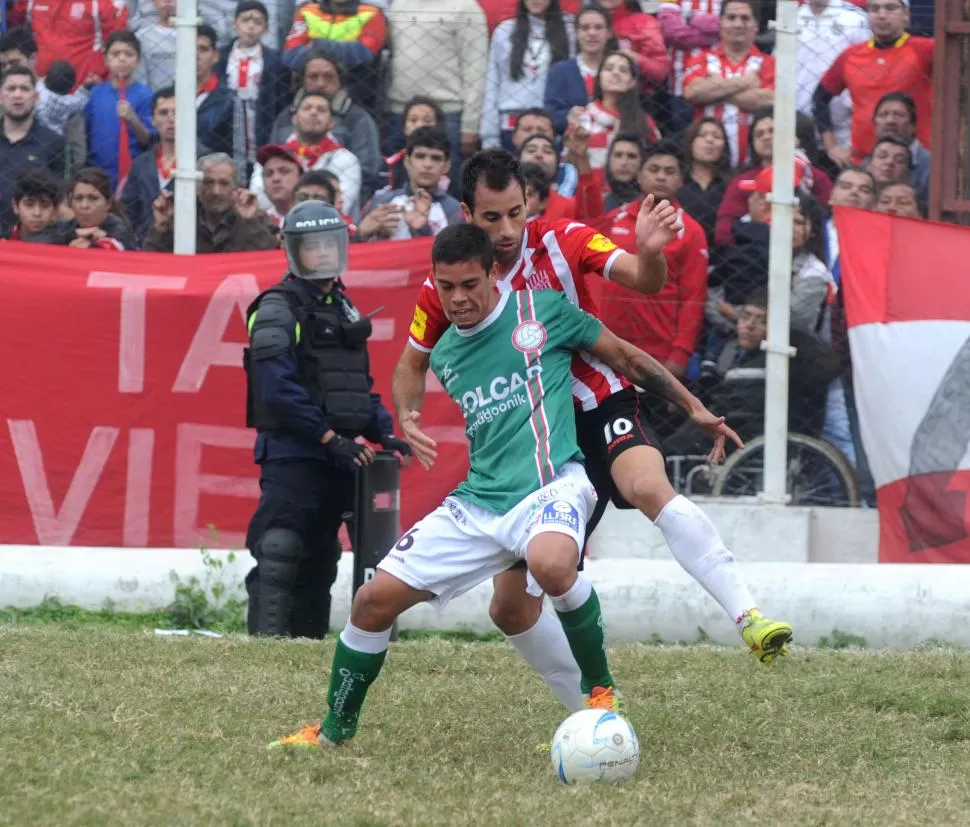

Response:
(243, 201), (410, 637)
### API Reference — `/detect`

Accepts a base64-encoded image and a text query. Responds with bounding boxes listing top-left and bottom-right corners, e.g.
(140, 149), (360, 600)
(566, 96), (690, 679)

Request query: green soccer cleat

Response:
(739, 609), (793, 664)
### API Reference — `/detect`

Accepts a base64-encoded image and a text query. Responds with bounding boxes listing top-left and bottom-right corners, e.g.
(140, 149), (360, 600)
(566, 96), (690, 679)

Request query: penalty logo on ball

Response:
(512, 320), (547, 353)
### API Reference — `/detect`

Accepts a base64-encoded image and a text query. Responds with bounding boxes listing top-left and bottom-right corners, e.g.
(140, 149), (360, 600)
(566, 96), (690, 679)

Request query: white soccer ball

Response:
(550, 709), (640, 786)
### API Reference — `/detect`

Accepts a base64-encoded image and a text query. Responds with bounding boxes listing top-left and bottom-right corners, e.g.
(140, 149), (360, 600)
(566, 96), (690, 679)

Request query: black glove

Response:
(325, 434), (370, 468)
(380, 435), (412, 456)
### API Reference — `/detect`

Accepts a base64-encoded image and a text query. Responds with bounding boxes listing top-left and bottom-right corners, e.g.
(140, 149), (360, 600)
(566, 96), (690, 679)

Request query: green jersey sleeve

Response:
(548, 291), (602, 352)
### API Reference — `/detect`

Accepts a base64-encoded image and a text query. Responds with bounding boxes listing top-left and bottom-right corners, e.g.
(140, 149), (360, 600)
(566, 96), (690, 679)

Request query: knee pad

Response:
(257, 528), (305, 588)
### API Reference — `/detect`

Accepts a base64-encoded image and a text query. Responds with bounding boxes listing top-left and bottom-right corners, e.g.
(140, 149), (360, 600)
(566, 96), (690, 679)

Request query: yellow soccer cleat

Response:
(739, 609), (793, 664)
(267, 723), (338, 751)
(585, 686), (625, 716)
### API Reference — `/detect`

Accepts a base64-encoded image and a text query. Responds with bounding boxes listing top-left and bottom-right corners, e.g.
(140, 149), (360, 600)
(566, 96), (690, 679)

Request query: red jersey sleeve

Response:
(759, 54), (776, 90)
(819, 48), (848, 95)
(407, 275), (450, 352)
(554, 220), (625, 284)
(682, 51), (710, 94)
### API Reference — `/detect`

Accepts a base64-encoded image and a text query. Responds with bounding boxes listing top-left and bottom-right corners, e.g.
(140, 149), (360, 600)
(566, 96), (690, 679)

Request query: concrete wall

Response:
(6, 502), (956, 649)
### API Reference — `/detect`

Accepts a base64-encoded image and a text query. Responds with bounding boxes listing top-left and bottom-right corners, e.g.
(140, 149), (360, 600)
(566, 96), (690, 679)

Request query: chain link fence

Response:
(0, 0), (943, 505)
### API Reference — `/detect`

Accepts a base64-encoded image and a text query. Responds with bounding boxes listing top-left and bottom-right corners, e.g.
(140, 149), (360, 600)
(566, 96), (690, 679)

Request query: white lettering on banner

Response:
(371, 319), (395, 341)
(342, 269), (411, 288)
(173, 423), (258, 548)
(172, 274), (261, 393)
(124, 429), (154, 547)
(8, 419), (119, 546)
(87, 272), (188, 393)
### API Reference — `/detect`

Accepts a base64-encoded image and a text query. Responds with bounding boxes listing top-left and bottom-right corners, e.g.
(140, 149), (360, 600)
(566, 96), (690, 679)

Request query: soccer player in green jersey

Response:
(270, 223), (742, 750)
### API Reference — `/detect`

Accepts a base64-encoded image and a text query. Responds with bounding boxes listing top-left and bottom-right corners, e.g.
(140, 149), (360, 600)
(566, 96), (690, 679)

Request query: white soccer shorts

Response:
(377, 462), (596, 608)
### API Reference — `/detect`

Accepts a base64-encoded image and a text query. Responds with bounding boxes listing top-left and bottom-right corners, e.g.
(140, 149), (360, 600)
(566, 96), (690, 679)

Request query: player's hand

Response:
(636, 194), (682, 256)
(325, 434), (376, 469)
(380, 435), (413, 469)
(399, 409), (438, 470)
(233, 188), (260, 220)
(689, 406), (744, 465)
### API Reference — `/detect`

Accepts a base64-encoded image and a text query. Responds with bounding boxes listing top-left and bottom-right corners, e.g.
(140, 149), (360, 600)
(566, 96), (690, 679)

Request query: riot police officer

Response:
(243, 201), (411, 638)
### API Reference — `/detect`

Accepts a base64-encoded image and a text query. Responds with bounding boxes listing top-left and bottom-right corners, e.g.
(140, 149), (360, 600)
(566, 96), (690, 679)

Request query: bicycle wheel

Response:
(712, 434), (861, 507)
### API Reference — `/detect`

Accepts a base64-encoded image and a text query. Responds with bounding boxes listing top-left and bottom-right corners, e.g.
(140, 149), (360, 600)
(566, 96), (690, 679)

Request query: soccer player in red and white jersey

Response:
(394, 149), (794, 712)
(683, 0), (776, 168)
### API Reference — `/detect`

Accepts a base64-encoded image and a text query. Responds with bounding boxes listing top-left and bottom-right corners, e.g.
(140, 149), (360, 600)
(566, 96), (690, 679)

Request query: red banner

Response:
(0, 240), (467, 548)
(838, 208), (970, 563)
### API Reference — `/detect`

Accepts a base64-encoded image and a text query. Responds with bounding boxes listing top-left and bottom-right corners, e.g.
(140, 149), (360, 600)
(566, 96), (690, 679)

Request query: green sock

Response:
(555, 587), (615, 695)
(321, 638), (387, 743)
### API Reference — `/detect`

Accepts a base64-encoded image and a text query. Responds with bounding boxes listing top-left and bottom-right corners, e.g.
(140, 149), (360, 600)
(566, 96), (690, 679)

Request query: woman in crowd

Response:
(569, 50), (659, 190)
(678, 116), (731, 249)
(715, 109), (833, 247)
(48, 168), (138, 250)
(543, 4), (612, 133)
(596, 0), (670, 101)
(481, 0), (574, 150)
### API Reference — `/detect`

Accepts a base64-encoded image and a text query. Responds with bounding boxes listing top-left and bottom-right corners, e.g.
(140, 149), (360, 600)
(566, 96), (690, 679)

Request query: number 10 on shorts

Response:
(603, 417), (633, 443)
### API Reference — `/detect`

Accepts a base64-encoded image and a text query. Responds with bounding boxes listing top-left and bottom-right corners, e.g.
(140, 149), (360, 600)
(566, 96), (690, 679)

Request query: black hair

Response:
(403, 95), (445, 126)
(682, 116), (732, 177)
(794, 191), (826, 260)
(432, 223), (495, 277)
(13, 168), (60, 204)
(460, 149), (527, 213)
(296, 170), (338, 204)
(874, 91), (917, 125)
(1, 65), (35, 86)
(197, 23), (219, 50)
(720, 0), (757, 16)
(644, 139), (687, 176)
(518, 132), (559, 168)
(298, 90), (333, 109)
(746, 106), (774, 167)
(406, 126), (452, 159)
(871, 134), (913, 168)
(302, 44), (345, 82)
(152, 85), (175, 112)
(0, 26), (37, 57)
(744, 288), (768, 310)
(105, 29), (141, 58)
(835, 165), (876, 188)
(795, 111), (822, 166)
(521, 162), (551, 202)
(610, 132), (647, 156)
(44, 60), (76, 96)
(510, 0), (570, 82)
(235, 0), (269, 21)
(593, 51), (652, 147)
(876, 181), (921, 212)
(513, 107), (555, 134)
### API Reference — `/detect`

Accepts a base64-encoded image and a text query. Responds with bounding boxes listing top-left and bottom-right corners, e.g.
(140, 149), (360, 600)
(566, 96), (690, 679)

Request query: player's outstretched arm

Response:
(588, 326), (744, 464)
(606, 194), (683, 295)
(392, 344), (438, 469)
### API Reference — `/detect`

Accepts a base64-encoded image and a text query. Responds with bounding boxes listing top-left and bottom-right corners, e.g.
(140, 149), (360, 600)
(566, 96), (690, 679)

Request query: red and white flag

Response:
(839, 207), (970, 563)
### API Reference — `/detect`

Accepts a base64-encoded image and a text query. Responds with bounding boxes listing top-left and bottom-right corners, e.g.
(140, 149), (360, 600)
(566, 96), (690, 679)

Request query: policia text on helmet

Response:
(242, 201), (412, 638)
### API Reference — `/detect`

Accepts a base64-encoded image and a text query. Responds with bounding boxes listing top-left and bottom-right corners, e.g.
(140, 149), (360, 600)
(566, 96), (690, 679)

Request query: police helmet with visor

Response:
(282, 201), (348, 281)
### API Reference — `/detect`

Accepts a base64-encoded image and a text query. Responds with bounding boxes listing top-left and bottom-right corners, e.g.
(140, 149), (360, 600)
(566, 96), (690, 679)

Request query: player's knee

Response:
(349, 581), (398, 632)
(527, 538), (579, 597)
(489, 589), (542, 635)
(626, 472), (676, 522)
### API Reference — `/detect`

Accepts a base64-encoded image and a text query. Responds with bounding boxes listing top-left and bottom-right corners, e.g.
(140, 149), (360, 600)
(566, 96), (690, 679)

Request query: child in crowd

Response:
(36, 61), (94, 136)
(85, 31), (156, 188)
(5, 169), (60, 241)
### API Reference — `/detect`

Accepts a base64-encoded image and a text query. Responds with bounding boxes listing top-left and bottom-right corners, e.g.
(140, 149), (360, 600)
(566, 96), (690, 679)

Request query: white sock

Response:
(340, 621), (392, 654)
(548, 576), (592, 613)
(505, 607), (585, 712)
(654, 495), (757, 624)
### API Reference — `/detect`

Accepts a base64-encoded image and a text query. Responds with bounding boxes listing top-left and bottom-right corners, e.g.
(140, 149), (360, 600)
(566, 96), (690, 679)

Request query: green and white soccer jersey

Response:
(429, 289), (602, 514)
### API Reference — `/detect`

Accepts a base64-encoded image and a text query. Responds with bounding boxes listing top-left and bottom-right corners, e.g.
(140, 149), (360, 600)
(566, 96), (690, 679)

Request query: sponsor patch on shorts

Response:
(541, 500), (580, 533)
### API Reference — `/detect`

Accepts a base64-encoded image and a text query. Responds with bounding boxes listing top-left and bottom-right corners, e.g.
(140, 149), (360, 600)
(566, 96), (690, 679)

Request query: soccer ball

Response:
(550, 709), (640, 785)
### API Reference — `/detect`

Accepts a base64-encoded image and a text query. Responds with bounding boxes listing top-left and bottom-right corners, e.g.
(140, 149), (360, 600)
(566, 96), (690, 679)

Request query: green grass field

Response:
(3, 625), (970, 827)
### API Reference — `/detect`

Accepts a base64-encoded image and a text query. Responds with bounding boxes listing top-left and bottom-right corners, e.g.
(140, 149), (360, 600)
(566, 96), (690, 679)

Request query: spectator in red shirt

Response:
(813, 0), (933, 167)
(22, 0), (128, 88)
(598, 140), (710, 382)
(683, 0), (775, 168)
(598, 0), (672, 95)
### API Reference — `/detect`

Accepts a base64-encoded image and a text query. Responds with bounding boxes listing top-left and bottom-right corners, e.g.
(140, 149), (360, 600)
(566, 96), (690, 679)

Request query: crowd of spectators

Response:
(0, 0), (936, 499)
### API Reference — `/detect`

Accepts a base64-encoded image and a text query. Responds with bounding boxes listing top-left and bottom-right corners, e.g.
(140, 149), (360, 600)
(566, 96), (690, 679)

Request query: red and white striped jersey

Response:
(408, 218), (630, 411)
(683, 45), (776, 167)
(584, 101), (663, 191)
(667, 0), (722, 95)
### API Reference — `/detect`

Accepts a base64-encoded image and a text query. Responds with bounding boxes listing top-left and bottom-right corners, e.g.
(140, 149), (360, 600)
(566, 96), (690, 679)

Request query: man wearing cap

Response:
(243, 200), (411, 638)
(256, 143), (302, 226)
